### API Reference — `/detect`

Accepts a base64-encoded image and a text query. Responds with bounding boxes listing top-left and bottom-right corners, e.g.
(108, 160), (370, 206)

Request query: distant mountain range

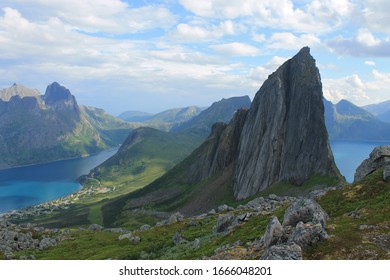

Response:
(324, 98), (390, 141)
(87, 96), (251, 191)
(363, 100), (390, 123)
(0, 82), (133, 169)
(117, 106), (204, 131)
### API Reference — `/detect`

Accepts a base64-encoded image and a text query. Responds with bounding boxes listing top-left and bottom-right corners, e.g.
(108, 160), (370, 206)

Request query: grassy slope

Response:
(305, 168), (390, 259)
(14, 170), (389, 260)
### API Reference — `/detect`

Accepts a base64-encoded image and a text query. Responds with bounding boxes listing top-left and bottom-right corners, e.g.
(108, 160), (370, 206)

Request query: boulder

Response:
(88, 224), (104, 231)
(167, 212), (184, 224)
(172, 232), (186, 244)
(354, 146), (390, 182)
(213, 214), (235, 233)
(118, 232), (133, 241)
(287, 222), (328, 249)
(140, 224), (151, 231)
(282, 199), (328, 229)
(263, 216), (284, 248)
(39, 237), (57, 250)
(260, 243), (303, 260)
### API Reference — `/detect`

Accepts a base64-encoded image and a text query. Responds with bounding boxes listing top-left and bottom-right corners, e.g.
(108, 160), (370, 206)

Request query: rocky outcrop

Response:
(44, 82), (79, 113)
(0, 221), (65, 259)
(354, 146), (390, 182)
(263, 216), (284, 248)
(235, 47), (341, 199)
(260, 243), (303, 260)
(282, 199), (328, 229)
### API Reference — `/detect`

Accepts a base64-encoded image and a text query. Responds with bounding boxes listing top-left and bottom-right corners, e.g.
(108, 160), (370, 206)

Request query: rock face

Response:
(235, 47), (340, 199)
(354, 146), (390, 182)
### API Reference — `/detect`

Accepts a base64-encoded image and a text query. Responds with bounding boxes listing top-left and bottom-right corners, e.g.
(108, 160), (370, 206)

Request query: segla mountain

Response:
(104, 47), (342, 218)
(0, 82), (132, 169)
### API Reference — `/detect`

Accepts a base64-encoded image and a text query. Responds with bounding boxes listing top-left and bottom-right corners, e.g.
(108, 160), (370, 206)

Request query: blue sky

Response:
(0, 0), (389, 115)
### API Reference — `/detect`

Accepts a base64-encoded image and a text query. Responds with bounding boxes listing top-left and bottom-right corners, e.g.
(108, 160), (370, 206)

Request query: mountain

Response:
(324, 99), (390, 140)
(363, 100), (390, 123)
(0, 82), (41, 101)
(117, 111), (153, 122)
(0, 82), (132, 169)
(172, 96), (251, 135)
(101, 47), (342, 221)
(86, 96), (251, 192)
(117, 106), (204, 131)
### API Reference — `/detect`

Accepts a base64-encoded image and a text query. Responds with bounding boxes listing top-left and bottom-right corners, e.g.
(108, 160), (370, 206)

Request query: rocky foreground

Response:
(0, 187), (339, 260)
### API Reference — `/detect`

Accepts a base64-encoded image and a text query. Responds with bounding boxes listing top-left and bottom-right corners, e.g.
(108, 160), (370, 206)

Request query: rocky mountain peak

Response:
(234, 47), (341, 199)
(44, 82), (79, 112)
(0, 83), (41, 101)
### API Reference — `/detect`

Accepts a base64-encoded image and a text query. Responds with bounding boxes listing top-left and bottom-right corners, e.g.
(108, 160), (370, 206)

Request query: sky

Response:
(0, 0), (389, 115)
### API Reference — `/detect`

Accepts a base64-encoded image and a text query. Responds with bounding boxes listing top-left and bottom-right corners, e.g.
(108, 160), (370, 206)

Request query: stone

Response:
(172, 232), (186, 244)
(140, 224), (151, 231)
(208, 209), (217, 215)
(167, 212), (184, 224)
(213, 214), (236, 233)
(243, 197), (265, 209)
(263, 216), (284, 248)
(235, 47), (341, 199)
(217, 204), (229, 212)
(39, 237), (57, 250)
(282, 199), (328, 229)
(384, 161), (390, 182)
(118, 233), (133, 241)
(354, 146), (390, 182)
(260, 243), (303, 260)
(287, 222), (328, 249)
(88, 224), (104, 231)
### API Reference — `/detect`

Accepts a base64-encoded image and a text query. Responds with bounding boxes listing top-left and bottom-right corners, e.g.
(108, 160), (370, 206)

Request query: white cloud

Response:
(356, 29), (381, 47)
(267, 32), (321, 49)
(327, 30), (390, 57)
(362, 0), (390, 33)
(211, 42), (261, 56)
(0, 1), (176, 34)
(179, 0), (356, 33)
(323, 71), (390, 106)
(365, 60), (376, 66)
(170, 20), (243, 42)
(251, 32), (266, 42)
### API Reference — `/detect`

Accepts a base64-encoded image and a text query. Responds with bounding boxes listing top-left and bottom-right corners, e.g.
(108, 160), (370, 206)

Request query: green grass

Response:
(17, 205), (287, 260)
(305, 169), (390, 259)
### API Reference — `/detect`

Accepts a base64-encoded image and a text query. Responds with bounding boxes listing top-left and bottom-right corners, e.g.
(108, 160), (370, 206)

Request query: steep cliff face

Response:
(234, 47), (340, 199)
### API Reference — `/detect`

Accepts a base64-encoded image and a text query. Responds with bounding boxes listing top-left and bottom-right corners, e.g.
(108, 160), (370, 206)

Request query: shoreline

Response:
(0, 146), (119, 172)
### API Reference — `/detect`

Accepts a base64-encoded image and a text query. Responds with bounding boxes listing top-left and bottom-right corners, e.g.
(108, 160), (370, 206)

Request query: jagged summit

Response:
(234, 47), (340, 199)
(44, 82), (79, 112)
(0, 82), (40, 101)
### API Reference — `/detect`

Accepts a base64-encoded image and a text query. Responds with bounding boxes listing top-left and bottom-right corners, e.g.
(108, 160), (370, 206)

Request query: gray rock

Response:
(263, 216), (284, 248)
(140, 224), (151, 231)
(213, 214), (235, 233)
(282, 199), (328, 229)
(167, 212), (184, 224)
(118, 232), (133, 241)
(105, 228), (128, 233)
(243, 197), (265, 209)
(235, 47), (341, 199)
(88, 224), (104, 231)
(39, 237), (57, 250)
(287, 222), (328, 249)
(208, 209), (217, 215)
(260, 243), (303, 260)
(172, 232), (186, 244)
(384, 162), (390, 182)
(354, 146), (390, 182)
(217, 204), (229, 212)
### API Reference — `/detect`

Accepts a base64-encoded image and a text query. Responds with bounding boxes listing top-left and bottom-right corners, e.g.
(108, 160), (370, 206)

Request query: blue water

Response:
(0, 148), (118, 213)
(330, 141), (389, 182)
